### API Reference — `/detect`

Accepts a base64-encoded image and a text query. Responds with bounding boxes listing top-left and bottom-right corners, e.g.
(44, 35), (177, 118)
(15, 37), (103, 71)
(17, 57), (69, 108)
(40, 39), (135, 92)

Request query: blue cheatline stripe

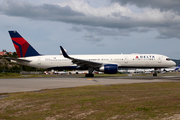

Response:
(13, 40), (23, 57)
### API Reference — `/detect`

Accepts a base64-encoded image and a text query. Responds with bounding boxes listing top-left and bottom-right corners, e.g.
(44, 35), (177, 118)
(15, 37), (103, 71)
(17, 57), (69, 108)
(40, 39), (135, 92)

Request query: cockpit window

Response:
(166, 58), (171, 61)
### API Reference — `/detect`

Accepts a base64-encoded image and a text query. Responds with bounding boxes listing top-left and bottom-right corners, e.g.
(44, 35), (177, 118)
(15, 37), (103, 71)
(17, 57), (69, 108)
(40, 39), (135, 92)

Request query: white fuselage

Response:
(11, 54), (176, 70)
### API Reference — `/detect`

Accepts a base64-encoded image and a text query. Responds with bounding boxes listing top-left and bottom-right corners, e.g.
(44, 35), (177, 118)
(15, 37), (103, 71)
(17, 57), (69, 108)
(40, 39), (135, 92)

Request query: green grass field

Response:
(1, 82), (180, 120)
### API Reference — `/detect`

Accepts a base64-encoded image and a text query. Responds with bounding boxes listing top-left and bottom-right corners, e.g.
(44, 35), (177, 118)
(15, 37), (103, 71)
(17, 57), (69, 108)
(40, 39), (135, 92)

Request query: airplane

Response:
(7, 31), (176, 77)
(161, 64), (180, 73)
(175, 65), (180, 71)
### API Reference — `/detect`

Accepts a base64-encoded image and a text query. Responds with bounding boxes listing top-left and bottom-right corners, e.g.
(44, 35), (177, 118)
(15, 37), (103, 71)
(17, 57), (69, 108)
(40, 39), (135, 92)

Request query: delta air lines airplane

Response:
(7, 31), (176, 77)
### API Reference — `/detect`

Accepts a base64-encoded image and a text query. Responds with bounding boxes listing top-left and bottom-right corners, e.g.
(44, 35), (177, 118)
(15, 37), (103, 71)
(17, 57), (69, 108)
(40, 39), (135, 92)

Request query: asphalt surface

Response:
(0, 75), (180, 94)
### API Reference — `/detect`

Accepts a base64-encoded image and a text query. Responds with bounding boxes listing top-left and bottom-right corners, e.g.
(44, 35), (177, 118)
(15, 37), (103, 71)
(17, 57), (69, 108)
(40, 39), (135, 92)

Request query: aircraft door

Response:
(124, 57), (128, 63)
(38, 57), (41, 65)
(158, 57), (162, 63)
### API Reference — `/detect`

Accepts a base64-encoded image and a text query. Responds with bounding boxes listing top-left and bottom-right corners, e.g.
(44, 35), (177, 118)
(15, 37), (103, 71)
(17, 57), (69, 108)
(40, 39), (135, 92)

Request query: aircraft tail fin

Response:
(8, 31), (40, 57)
(175, 64), (180, 70)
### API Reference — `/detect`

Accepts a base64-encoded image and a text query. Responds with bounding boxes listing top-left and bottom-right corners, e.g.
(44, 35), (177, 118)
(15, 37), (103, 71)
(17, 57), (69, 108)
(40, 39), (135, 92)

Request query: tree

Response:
(2, 49), (6, 52)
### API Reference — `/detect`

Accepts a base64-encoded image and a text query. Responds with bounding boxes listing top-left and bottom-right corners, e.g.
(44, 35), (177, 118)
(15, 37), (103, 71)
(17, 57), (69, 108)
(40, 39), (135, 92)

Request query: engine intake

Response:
(99, 64), (118, 74)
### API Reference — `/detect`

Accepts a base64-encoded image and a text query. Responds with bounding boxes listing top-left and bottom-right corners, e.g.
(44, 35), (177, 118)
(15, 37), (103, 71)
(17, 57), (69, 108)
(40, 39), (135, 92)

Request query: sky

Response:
(0, 0), (180, 59)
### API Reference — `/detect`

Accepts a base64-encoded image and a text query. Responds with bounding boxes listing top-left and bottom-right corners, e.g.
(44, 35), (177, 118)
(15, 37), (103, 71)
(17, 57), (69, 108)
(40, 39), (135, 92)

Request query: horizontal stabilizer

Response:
(5, 57), (31, 62)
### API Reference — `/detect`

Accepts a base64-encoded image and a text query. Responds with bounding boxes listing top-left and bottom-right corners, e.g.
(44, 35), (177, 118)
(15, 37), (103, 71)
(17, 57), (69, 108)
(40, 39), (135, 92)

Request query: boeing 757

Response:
(7, 31), (176, 77)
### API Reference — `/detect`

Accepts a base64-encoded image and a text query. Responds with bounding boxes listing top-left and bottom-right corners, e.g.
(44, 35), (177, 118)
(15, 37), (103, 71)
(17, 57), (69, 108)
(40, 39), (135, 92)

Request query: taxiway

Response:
(0, 75), (180, 93)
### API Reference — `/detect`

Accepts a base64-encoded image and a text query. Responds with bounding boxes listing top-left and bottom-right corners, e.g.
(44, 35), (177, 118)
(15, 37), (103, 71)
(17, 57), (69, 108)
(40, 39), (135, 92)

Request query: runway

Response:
(0, 75), (180, 94)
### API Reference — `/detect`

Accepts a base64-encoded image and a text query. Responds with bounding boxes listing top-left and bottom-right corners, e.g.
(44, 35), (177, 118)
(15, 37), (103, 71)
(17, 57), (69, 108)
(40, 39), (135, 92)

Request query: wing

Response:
(5, 57), (31, 62)
(60, 46), (102, 69)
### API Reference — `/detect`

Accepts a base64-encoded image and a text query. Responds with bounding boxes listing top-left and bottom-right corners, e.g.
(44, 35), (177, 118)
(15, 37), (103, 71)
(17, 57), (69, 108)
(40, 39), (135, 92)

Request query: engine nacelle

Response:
(99, 64), (118, 74)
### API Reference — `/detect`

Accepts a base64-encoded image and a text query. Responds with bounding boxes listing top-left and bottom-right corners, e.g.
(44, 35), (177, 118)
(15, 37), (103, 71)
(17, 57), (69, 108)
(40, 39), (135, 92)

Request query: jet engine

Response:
(99, 64), (118, 74)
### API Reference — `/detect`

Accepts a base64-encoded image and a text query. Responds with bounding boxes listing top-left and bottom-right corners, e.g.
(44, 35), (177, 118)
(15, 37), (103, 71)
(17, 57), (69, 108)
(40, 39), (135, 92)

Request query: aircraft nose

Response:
(172, 61), (176, 66)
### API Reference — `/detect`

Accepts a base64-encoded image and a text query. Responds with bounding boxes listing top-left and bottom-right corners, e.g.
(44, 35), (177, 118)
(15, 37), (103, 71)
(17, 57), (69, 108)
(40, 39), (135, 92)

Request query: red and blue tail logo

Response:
(8, 31), (40, 57)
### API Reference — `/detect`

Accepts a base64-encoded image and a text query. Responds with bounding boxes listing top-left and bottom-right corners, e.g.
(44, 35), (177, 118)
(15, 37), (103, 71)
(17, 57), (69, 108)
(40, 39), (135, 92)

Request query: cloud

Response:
(1, 0), (180, 39)
(138, 27), (152, 33)
(156, 25), (180, 39)
(69, 26), (83, 32)
(83, 26), (132, 36)
(111, 0), (180, 14)
(0, 0), (84, 21)
(82, 33), (103, 42)
(97, 43), (105, 46)
(71, 25), (152, 39)
(0, 0), (143, 29)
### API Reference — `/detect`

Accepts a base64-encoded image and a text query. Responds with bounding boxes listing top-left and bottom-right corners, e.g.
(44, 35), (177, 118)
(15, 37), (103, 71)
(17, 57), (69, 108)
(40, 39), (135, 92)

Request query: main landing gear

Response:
(153, 68), (157, 77)
(85, 74), (94, 77)
(153, 72), (157, 77)
(85, 67), (94, 77)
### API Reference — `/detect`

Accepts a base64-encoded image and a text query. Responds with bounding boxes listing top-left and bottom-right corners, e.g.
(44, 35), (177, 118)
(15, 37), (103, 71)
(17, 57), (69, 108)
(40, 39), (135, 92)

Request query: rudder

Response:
(8, 31), (40, 57)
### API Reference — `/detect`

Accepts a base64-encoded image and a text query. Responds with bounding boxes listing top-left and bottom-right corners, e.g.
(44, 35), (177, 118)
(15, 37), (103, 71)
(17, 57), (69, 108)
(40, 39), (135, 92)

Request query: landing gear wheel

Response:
(153, 68), (158, 77)
(153, 72), (157, 77)
(85, 74), (94, 77)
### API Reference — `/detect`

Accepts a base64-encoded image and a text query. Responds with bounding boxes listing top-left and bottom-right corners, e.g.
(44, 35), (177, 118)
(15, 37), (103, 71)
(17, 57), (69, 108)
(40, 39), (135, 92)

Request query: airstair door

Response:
(124, 57), (128, 63)
(158, 57), (162, 63)
(38, 58), (41, 65)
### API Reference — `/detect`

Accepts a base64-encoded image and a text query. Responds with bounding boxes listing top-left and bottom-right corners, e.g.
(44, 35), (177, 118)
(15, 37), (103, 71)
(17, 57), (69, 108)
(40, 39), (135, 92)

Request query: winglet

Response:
(60, 46), (70, 58)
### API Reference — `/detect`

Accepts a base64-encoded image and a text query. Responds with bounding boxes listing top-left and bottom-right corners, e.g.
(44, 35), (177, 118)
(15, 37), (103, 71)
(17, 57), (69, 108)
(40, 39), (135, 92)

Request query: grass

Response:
(1, 82), (180, 119)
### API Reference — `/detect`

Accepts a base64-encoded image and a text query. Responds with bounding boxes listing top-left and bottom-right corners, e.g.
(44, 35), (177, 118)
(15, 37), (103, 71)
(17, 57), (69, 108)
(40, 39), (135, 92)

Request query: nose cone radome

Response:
(172, 61), (176, 66)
